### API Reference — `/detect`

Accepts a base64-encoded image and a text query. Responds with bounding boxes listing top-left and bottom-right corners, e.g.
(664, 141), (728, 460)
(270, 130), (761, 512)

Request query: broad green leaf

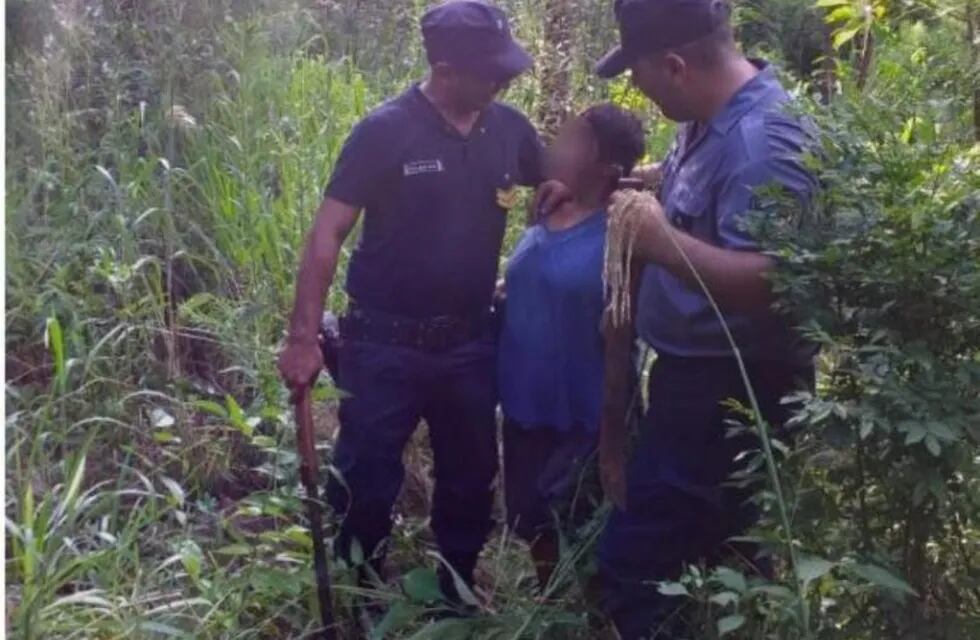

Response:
(926, 421), (956, 441)
(283, 525), (313, 549)
(827, 5), (856, 23)
(797, 555), (835, 587)
(225, 395), (251, 436)
(371, 600), (416, 640)
(657, 581), (690, 597)
(192, 400), (227, 419)
(750, 584), (795, 600)
(153, 431), (178, 444)
(713, 567), (747, 593)
(179, 539), (203, 581)
(903, 422), (926, 444)
(718, 614), (746, 636)
(924, 435), (941, 457)
(848, 563), (918, 596)
(833, 26), (862, 49)
(709, 591), (739, 607)
(859, 418), (874, 439)
(815, 0), (851, 8)
(402, 567), (443, 603)
(900, 117), (916, 144)
(251, 435), (276, 448)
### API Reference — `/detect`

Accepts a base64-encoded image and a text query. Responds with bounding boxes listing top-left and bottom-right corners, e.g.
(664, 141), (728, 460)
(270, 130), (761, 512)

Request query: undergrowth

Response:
(6, 1), (979, 639)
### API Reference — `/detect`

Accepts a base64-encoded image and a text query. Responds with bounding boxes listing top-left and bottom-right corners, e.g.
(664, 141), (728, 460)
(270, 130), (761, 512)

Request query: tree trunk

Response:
(536, 0), (574, 142)
(820, 23), (837, 103)
(967, 1), (980, 141)
(856, 28), (875, 91)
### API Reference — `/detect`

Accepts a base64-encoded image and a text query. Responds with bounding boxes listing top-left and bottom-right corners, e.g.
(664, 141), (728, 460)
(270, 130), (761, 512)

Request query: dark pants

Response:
(502, 418), (598, 542)
(325, 337), (498, 582)
(598, 355), (814, 640)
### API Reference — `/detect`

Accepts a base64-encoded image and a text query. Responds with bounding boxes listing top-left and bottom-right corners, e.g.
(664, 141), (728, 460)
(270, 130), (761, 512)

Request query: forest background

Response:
(5, 0), (980, 638)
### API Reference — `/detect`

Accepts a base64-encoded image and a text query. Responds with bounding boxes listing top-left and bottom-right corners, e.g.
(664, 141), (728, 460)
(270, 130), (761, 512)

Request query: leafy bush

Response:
(5, 1), (978, 639)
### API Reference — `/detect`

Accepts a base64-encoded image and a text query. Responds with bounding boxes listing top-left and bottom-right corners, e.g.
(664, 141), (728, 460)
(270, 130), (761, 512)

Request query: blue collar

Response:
(408, 83), (494, 140)
(706, 60), (782, 136)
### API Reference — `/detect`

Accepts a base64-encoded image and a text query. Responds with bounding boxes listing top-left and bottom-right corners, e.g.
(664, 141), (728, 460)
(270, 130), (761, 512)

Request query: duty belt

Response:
(339, 302), (494, 353)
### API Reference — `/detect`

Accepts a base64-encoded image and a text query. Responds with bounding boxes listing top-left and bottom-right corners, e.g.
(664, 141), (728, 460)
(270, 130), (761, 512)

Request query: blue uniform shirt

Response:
(498, 211), (607, 432)
(637, 62), (818, 364)
(325, 84), (543, 318)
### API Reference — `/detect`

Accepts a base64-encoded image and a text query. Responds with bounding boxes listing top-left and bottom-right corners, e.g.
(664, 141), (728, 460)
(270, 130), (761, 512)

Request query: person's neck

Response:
(420, 78), (481, 135)
(694, 56), (759, 126)
(544, 193), (604, 231)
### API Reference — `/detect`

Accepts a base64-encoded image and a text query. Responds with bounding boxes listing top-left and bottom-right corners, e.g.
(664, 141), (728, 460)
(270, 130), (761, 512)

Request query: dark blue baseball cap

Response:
(595, 0), (733, 78)
(421, 0), (533, 81)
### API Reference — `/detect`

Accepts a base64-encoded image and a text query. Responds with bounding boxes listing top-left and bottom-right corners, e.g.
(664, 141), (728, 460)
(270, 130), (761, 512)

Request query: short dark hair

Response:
(581, 103), (646, 178)
(669, 22), (737, 68)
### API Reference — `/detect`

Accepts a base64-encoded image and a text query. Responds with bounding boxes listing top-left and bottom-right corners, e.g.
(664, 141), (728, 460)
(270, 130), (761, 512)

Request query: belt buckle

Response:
(426, 316), (456, 352)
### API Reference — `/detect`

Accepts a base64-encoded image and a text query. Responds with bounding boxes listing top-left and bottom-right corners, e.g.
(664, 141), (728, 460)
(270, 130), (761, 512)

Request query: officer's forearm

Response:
(287, 199), (359, 343)
(643, 228), (775, 314)
(287, 236), (341, 344)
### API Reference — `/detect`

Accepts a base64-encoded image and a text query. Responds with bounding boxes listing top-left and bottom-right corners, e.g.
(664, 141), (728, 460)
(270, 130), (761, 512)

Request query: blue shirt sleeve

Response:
(716, 119), (816, 251)
(323, 115), (393, 208)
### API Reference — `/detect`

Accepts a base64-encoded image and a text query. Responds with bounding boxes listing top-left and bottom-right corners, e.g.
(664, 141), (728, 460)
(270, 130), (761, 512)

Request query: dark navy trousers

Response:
(599, 355), (814, 639)
(325, 337), (498, 579)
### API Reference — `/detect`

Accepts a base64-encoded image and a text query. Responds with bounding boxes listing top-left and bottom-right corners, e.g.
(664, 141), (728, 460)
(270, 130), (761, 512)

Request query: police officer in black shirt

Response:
(278, 0), (541, 600)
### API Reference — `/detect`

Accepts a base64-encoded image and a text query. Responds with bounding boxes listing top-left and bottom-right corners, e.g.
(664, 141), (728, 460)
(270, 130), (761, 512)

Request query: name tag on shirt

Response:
(403, 159), (444, 177)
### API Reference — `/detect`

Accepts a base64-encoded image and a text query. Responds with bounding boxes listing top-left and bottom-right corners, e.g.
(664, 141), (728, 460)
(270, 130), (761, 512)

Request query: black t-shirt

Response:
(324, 84), (543, 318)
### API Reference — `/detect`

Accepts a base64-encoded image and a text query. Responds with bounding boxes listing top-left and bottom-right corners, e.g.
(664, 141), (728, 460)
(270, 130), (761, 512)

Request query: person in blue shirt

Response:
(277, 0), (542, 607)
(498, 104), (645, 590)
(560, 0), (819, 637)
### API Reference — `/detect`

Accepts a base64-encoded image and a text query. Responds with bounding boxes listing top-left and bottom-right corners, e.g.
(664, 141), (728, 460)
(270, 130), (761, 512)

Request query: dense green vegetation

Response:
(5, 1), (978, 638)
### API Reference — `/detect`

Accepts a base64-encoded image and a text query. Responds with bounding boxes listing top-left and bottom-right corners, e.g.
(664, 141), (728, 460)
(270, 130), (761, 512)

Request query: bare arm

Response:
(625, 193), (775, 314)
(645, 228), (775, 314)
(287, 197), (360, 340)
(279, 197), (360, 389)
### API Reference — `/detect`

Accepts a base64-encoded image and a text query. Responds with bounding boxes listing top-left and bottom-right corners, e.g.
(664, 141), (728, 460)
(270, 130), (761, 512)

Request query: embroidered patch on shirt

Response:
(496, 185), (521, 211)
(403, 159), (444, 176)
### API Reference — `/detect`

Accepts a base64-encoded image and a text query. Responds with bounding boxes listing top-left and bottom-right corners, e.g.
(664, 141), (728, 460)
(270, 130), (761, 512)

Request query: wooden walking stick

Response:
(294, 384), (337, 640)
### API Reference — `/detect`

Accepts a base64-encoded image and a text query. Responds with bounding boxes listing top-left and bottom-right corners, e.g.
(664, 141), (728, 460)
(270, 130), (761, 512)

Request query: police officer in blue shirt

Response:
(587, 0), (819, 637)
(278, 0), (541, 601)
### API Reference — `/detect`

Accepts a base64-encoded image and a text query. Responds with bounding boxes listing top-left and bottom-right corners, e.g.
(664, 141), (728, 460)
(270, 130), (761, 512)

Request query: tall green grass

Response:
(4, 6), (614, 637)
(3, 3), (682, 638)
(4, 9), (378, 636)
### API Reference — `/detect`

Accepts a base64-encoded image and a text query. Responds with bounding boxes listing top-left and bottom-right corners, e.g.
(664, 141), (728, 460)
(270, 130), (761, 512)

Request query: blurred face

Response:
(629, 52), (696, 122)
(446, 67), (511, 112)
(544, 116), (610, 194)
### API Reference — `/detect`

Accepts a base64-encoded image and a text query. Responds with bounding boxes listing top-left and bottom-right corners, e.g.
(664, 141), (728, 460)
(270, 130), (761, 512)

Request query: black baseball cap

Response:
(595, 0), (732, 78)
(422, 1), (533, 81)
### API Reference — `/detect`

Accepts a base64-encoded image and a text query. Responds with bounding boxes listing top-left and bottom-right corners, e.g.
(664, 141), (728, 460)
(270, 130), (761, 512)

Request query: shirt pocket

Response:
(490, 156), (522, 215)
(666, 183), (712, 240)
(397, 159), (450, 209)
